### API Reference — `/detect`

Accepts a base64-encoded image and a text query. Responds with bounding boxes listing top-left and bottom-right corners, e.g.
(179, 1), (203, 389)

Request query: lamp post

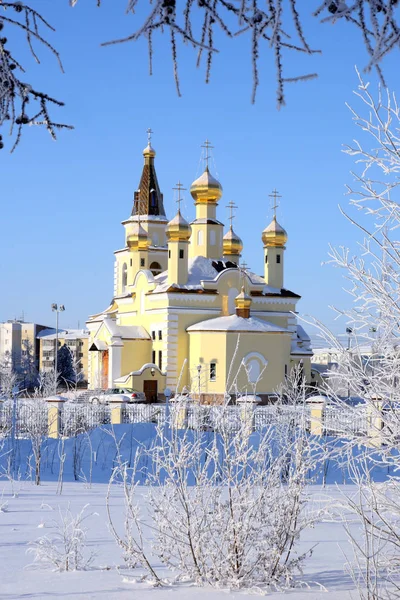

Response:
(51, 303), (65, 394)
(346, 327), (353, 401)
(197, 364), (202, 402)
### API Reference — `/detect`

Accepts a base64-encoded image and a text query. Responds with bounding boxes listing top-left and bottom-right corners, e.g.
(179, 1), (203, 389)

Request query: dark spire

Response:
(131, 141), (166, 218)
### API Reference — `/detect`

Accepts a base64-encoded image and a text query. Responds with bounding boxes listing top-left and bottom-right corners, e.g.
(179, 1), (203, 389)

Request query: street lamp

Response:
(52, 303), (65, 394)
(346, 327), (353, 401)
(197, 364), (202, 401)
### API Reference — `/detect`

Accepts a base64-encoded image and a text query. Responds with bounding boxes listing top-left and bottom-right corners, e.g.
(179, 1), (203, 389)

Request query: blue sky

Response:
(1, 2), (398, 339)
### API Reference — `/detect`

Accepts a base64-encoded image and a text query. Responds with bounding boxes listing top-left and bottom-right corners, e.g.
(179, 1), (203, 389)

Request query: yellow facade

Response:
(86, 139), (313, 402)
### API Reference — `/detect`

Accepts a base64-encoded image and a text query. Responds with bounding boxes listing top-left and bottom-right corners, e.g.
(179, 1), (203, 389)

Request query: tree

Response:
(307, 74), (400, 599)
(1, 1), (400, 150)
(0, 351), (17, 398)
(57, 345), (75, 385)
(20, 338), (37, 390)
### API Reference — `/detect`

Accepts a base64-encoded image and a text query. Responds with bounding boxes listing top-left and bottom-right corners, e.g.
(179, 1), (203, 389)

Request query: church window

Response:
(197, 230), (204, 245)
(150, 261), (162, 275)
(265, 255), (268, 263)
(122, 263), (128, 291)
(130, 259), (132, 267)
(276, 254), (281, 264)
(140, 258), (145, 267)
(169, 250), (171, 258)
(152, 331), (156, 340)
(152, 350), (156, 364)
(210, 362), (217, 381)
(158, 350), (162, 371)
(179, 249), (184, 259)
(158, 330), (162, 340)
(210, 230), (216, 246)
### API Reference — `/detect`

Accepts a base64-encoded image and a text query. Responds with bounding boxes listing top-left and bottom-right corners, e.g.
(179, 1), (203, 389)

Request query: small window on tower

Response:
(158, 330), (162, 340)
(168, 250), (171, 259)
(152, 350), (156, 364)
(130, 259), (132, 267)
(158, 350), (162, 371)
(210, 362), (217, 381)
(276, 254), (281, 264)
(140, 258), (145, 267)
(152, 331), (156, 340)
(265, 255), (268, 264)
(179, 249), (184, 259)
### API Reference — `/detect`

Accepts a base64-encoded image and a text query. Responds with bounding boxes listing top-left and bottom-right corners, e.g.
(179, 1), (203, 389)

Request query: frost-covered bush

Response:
(107, 409), (324, 590)
(27, 504), (96, 572)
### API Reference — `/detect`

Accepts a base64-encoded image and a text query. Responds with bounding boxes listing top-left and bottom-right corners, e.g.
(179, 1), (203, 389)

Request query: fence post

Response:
(240, 402), (256, 434)
(173, 403), (188, 429)
(110, 400), (124, 425)
(309, 398), (326, 436)
(367, 395), (384, 448)
(46, 396), (67, 439)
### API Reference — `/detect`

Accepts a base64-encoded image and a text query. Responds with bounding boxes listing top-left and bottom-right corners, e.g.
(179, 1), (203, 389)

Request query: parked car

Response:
(89, 388), (146, 405)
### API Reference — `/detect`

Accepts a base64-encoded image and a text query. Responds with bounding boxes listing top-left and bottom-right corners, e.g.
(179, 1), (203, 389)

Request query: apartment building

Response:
(0, 320), (49, 372)
(38, 329), (89, 384)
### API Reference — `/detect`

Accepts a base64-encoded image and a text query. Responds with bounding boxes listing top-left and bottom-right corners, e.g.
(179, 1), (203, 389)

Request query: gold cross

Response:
(268, 189), (282, 219)
(201, 139), (213, 168)
(226, 201), (238, 228)
(146, 127), (153, 145)
(240, 260), (248, 290)
(172, 181), (186, 211)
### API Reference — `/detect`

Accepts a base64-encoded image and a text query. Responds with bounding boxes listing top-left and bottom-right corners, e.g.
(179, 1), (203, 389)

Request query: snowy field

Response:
(0, 423), (393, 599)
(0, 480), (358, 600)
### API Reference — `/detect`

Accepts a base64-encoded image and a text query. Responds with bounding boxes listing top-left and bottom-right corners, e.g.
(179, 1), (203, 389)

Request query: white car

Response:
(89, 388), (146, 405)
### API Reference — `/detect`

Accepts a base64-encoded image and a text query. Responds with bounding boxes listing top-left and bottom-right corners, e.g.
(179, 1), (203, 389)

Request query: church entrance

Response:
(144, 380), (158, 403)
(101, 350), (109, 389)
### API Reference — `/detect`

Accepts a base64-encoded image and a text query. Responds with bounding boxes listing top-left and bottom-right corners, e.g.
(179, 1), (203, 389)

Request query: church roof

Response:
(131, 144), (166, 218)
(187, 315), (290, 334)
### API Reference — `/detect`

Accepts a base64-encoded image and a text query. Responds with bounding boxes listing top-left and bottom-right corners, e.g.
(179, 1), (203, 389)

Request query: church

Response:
(86, 135), (313, 403)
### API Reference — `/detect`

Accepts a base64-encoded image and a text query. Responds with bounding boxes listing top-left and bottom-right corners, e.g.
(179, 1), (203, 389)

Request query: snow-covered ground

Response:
(0, 424), (387, 599)
(0, 480), (357, 600)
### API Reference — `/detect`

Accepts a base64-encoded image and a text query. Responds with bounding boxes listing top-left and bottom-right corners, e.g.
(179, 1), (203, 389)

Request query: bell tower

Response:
(189, 140), (224, 260)
(262, 190), (287, 290)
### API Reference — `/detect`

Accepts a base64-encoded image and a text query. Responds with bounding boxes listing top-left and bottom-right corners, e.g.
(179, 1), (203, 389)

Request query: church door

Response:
(143, 380), (158, 403)
(102, 350), (109, 389)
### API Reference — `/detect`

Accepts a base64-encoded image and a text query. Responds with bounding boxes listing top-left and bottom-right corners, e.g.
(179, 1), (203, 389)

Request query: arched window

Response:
(243, 352), (268, 384)
(197, 230), (204, 246)
(210, 230), (216, 245)
(150, 261), (162, 276)
(121, 263), (127, 291)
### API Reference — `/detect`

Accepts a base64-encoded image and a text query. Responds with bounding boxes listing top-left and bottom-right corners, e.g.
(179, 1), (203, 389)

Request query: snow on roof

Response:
(187, 314), (290, 333)
(37, 328), (89, 340)
(103, 318), (150, 340)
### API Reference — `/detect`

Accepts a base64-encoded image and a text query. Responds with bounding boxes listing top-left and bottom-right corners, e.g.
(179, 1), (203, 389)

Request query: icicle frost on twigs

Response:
(0, 2), (73, 152)
(94, 0), (399, 106)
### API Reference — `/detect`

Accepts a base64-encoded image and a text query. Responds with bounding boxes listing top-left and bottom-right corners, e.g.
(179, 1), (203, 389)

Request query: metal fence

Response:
(1, 400), (399, 440)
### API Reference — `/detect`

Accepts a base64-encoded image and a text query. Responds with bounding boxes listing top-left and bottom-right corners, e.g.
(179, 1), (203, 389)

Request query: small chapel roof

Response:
(187, 314), (290, 334)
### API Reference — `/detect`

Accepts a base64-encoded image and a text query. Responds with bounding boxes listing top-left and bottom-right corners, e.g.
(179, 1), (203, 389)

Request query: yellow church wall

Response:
(121, 340), (152, 374)
(226, 332), (291, 395)
(187, 331), (227, 396)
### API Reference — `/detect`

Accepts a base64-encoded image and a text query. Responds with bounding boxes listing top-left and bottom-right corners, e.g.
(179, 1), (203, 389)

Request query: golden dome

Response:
(166, 210), (192, 242)
(143, 144), (156, 159)
(235, 286), (252, 310)
(190, 166), (223, 203)
(127, 222), (150, 250)
(261, 216), (288, 247)
(223, 226), (243, 256)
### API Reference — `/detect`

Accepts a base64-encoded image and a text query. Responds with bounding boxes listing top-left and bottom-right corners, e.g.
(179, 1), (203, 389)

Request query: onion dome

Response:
(223, 226), (243, 256)
(190, 166), (223, 203)
(166, 210), (192, 242)
(127, 222), (150, 250)
(261, 216), (288, 247)
(235, 286), (252, 318)
(143, 143), (156, 159)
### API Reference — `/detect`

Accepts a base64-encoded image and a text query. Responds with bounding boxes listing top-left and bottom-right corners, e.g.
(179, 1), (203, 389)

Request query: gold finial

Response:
(226, 201), (238, 228)
(146, 127), (153, 145)
(173, 181), (186, 212)
(201, 139), (214, 169)
(268, 189), (282, 219)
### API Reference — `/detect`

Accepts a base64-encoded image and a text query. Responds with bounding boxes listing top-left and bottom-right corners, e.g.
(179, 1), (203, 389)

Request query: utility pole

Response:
(51, 303), (65, 394)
